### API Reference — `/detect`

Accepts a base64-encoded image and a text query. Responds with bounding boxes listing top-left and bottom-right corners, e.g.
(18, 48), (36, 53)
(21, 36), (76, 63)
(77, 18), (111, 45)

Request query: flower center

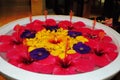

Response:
(49, 38), (62, 44)
(59, 60), (71, 68)
(68, 26), (73, 30)
(22, 58), (34, 65)
(87, 34), (97, 39)
(80, 47), (84, 50)
(12, 40), (22, 45)
(38, 53), (42, 56)
(94, 49), (104, 56)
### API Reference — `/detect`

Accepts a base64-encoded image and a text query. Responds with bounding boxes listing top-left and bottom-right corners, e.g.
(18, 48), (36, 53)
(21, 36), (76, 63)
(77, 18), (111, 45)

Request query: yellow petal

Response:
(76, 36), (88, 43)
(50, 51), (59, 56)
(67, 50), (76, 54)
(28, 47), (36, 52)
(58, 53), (65, 59)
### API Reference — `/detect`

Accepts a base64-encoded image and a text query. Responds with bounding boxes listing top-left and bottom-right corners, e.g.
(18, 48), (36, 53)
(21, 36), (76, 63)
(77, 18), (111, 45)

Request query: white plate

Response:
(0, 15), (120, 80)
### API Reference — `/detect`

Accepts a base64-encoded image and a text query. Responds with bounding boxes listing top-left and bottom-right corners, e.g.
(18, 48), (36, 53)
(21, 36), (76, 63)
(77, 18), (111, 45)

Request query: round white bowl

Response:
(0, 15), (120, 80)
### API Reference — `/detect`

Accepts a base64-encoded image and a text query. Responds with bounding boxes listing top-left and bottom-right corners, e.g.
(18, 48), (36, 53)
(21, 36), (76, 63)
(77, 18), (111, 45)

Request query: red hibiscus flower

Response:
(7, 48), (56, 73)
(0, 34), (23, 52)
(45, 19), (56, 26)
(80, 28), (112, 43)
(87, 41), (118, 67)
(72, 21), (86, 30)
(13, 24), (25, 33)
(52, 53), (95, 75)
(58, 20), (72, 30)
(25, 20), (44, 32)
(58, 20), (86, 31)
(7, 48), (41, 72)
(37, 55), (57, 74)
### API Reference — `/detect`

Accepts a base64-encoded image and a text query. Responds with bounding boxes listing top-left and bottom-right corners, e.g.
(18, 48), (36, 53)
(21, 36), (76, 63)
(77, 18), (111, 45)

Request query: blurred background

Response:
(0, 0), (120, 26)
(0, 0), (120, 80)
(0, 0), (120, 30)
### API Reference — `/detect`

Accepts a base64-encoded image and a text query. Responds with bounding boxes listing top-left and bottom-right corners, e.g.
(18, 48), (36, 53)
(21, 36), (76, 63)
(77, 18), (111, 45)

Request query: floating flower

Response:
(75, 36), (89, 43)
(83, 29), (112, 42)
(30, 48), (50, 60)
(45, 19), (56, 26)
(87, 41), (118, 67)
(6, 47), (42, 72)
(20, 30), (36, 38)
(52, 54), (94, 74)
(72, 21), (86, 30)
(73, 42), (91, 54)
(45, 25), (59, 32)
(68, 30), (82, 38)
(13, 24), (25, 34)
(58, 20), (72, 30)
(25, 20), (44, 31)
(0, 35), (23, 52)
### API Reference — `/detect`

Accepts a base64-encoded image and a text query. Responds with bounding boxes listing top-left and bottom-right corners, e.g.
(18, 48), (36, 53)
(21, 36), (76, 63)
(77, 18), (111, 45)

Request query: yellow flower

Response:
(25, 28), (89, 59)
(58, 53), (66, 59)
(67, 49), (76, 54)
(76, 36), (88, 43)
(28, 47), (36, 52)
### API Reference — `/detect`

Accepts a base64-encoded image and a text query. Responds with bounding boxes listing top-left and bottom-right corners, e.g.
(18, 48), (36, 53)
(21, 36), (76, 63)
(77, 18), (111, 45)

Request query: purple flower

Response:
(30, 48), (50, 60)
(73, 42), (91, 54)
(20, 30), (36, 38)
(68, 31), (82, 38)
(45, 25), (59, 32)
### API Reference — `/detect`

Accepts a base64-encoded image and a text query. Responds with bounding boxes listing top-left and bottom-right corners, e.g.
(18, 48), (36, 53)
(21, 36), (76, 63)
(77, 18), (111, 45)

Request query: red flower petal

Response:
(0, 43), (13, 52)
(58, 20), (72, 29)
(73, 21), (86, 29)
(93, 54), (110, 67)
(14, 24), (23, 31)
(38, 64), (55, 74)
(53, 66), (77, 75)
(0, 35), (12, 42)
(38, 55), (56, 65)
(35, 56), (57, 73)
(86, 40), (98, 49)
(93, 29), (105, 35)
(107, 52), (118, 61)
(102, 36), (112, 42)
(18, 61), (42, 72)
(73, 54), (95, 72)
(100, 42), (117, 52)
(26, 20), (44, 31)
(45, 19), (56, 26)
(7, 45), (28, 59)
(78, 27), (91, 35)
